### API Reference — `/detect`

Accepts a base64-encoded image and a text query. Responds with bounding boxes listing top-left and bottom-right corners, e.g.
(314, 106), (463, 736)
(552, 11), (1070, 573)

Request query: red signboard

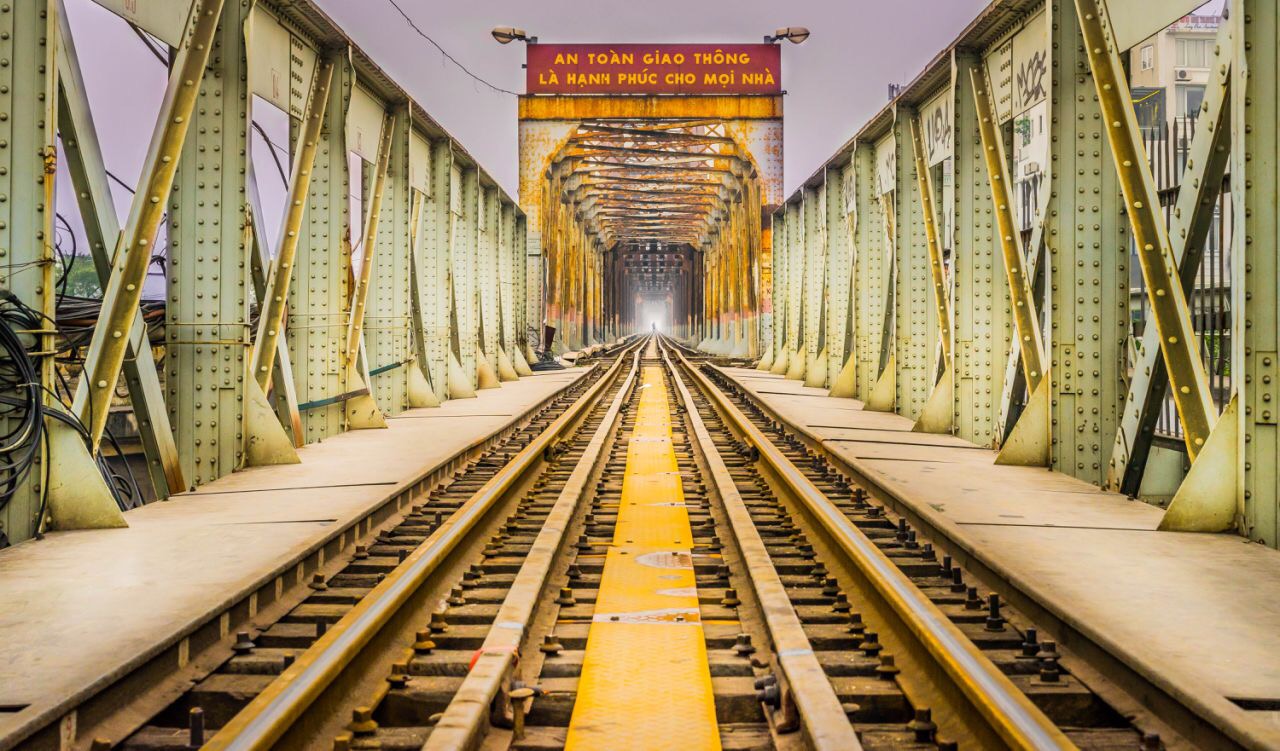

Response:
(526, 44), (781, 95)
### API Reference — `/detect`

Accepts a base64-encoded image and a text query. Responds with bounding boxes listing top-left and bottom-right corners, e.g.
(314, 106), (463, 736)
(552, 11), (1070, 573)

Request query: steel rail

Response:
(661, 342), (862, 751)
(673, 347), (1076, 751)
(422, 349), (640, 750)
(717, 360), (1267, 751)
(204, 346), (640, 751)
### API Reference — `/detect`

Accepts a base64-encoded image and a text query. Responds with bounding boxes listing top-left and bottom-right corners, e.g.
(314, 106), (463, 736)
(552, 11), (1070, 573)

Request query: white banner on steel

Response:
(875, 132), (896, 196)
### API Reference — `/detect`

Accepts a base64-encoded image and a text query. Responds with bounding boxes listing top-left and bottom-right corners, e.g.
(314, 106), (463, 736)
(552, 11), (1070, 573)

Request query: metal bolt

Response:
(721, 588), (741, 608)
(188, 707), (205, 747)
(1038, 641), (1061, 683)
(908, 707), (938, 743)
(821, 576), (840, 597)
(985, 593), (1006, 632)
(859, 630), (883, 657)
(413, 629), (436, 654)
(965, 586), (983, 610)
(429, 609), (449, 633)
(308, 573), (328, 590)
(950, 567), (966, 593)
(387, 660), (410, 689)
(733, 632), (756, 657)
(895, 518), (909, 542)
(846, 612), (866, 637)
(332, 734), (352, 751)
(556, 587), (576, 606)
(876, 653), (901, 680)
(940, 554), (952, 577)
(232, 631), (256, 655)
(905, 530), (919, 550)
(509, 686), (536, 740)
(755, 675), (782, 708)
(1019, 628), (1039, 658)
(566, 564), (583, 580)
(831, 592), (852, 613)
(540, 633), (564, 656)
(353, 545), (368, 559)
(349, 706), (378, 736)
(448, 587), (467, 606)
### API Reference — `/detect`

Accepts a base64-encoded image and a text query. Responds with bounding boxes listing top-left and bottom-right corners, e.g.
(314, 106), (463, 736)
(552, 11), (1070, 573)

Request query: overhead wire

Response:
(380, 0), (520, 97)
(252, 121), (291, 186)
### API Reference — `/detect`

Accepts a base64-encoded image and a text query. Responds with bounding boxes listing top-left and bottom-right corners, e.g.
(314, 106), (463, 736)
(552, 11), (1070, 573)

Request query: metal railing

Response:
(1135, 114), (1233, 440)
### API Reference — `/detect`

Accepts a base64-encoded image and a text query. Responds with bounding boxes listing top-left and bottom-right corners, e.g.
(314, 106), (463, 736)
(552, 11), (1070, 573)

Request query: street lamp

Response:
(492, 26), (537, 44)
(763, 27), (810, 44)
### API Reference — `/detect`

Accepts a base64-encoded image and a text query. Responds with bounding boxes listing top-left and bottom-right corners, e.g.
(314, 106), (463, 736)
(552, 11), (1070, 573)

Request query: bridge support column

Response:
(892, 109), (935, 421)
(951, 51), (1007, 446)
(56, 5), (186, 502)
(1039, 0), (1129, 483)
(1232, 0), (1276, 541)
(163, 0), (248, 487)
(848, 145), (881, 403)
(825, 167), (855, 396)
(908, 116), (954, 434)
(802, 186), (828, 388)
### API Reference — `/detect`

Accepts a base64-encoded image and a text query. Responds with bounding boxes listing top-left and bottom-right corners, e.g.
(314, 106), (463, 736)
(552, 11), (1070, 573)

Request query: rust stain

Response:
(519, 95), (783, 121)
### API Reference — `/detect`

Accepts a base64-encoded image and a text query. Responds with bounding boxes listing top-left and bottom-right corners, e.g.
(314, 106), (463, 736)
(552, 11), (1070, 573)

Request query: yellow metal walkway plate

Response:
(565, 365), (721, 750)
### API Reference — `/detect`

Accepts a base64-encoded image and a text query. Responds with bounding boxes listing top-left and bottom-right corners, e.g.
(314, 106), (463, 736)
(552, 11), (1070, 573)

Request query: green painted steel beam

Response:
(56, 2), (186, 499)
(951, 51), (1007, 446)
(1237, 0), (1279, 543)
(77, 0), (223, 459)
(1075, 0), (1218, 460)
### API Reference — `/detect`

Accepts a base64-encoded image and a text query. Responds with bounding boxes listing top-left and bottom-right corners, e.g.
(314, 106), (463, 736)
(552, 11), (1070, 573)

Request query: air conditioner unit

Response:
(1176, 69), (1190, 80)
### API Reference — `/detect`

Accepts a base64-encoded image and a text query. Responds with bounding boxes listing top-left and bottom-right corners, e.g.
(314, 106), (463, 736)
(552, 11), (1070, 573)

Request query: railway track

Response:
(108, 342), (639, 750)
(103, 336), (1163, 751)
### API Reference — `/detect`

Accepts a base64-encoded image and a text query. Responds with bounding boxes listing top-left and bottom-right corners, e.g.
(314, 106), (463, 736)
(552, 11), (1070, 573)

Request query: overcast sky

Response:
(312, 0), (989, 198)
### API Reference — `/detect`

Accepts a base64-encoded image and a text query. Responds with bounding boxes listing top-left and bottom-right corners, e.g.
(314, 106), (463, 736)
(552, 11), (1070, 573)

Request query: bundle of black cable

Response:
(0, 291), (45, 543)
(0, 290), (141, 547)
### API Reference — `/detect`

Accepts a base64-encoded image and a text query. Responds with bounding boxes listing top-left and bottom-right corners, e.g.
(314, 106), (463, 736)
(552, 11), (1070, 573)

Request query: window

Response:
(1177, 85), (1206, 118)
(1176, 37), (1211, 68)
(1140, 45), (1154, 71)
